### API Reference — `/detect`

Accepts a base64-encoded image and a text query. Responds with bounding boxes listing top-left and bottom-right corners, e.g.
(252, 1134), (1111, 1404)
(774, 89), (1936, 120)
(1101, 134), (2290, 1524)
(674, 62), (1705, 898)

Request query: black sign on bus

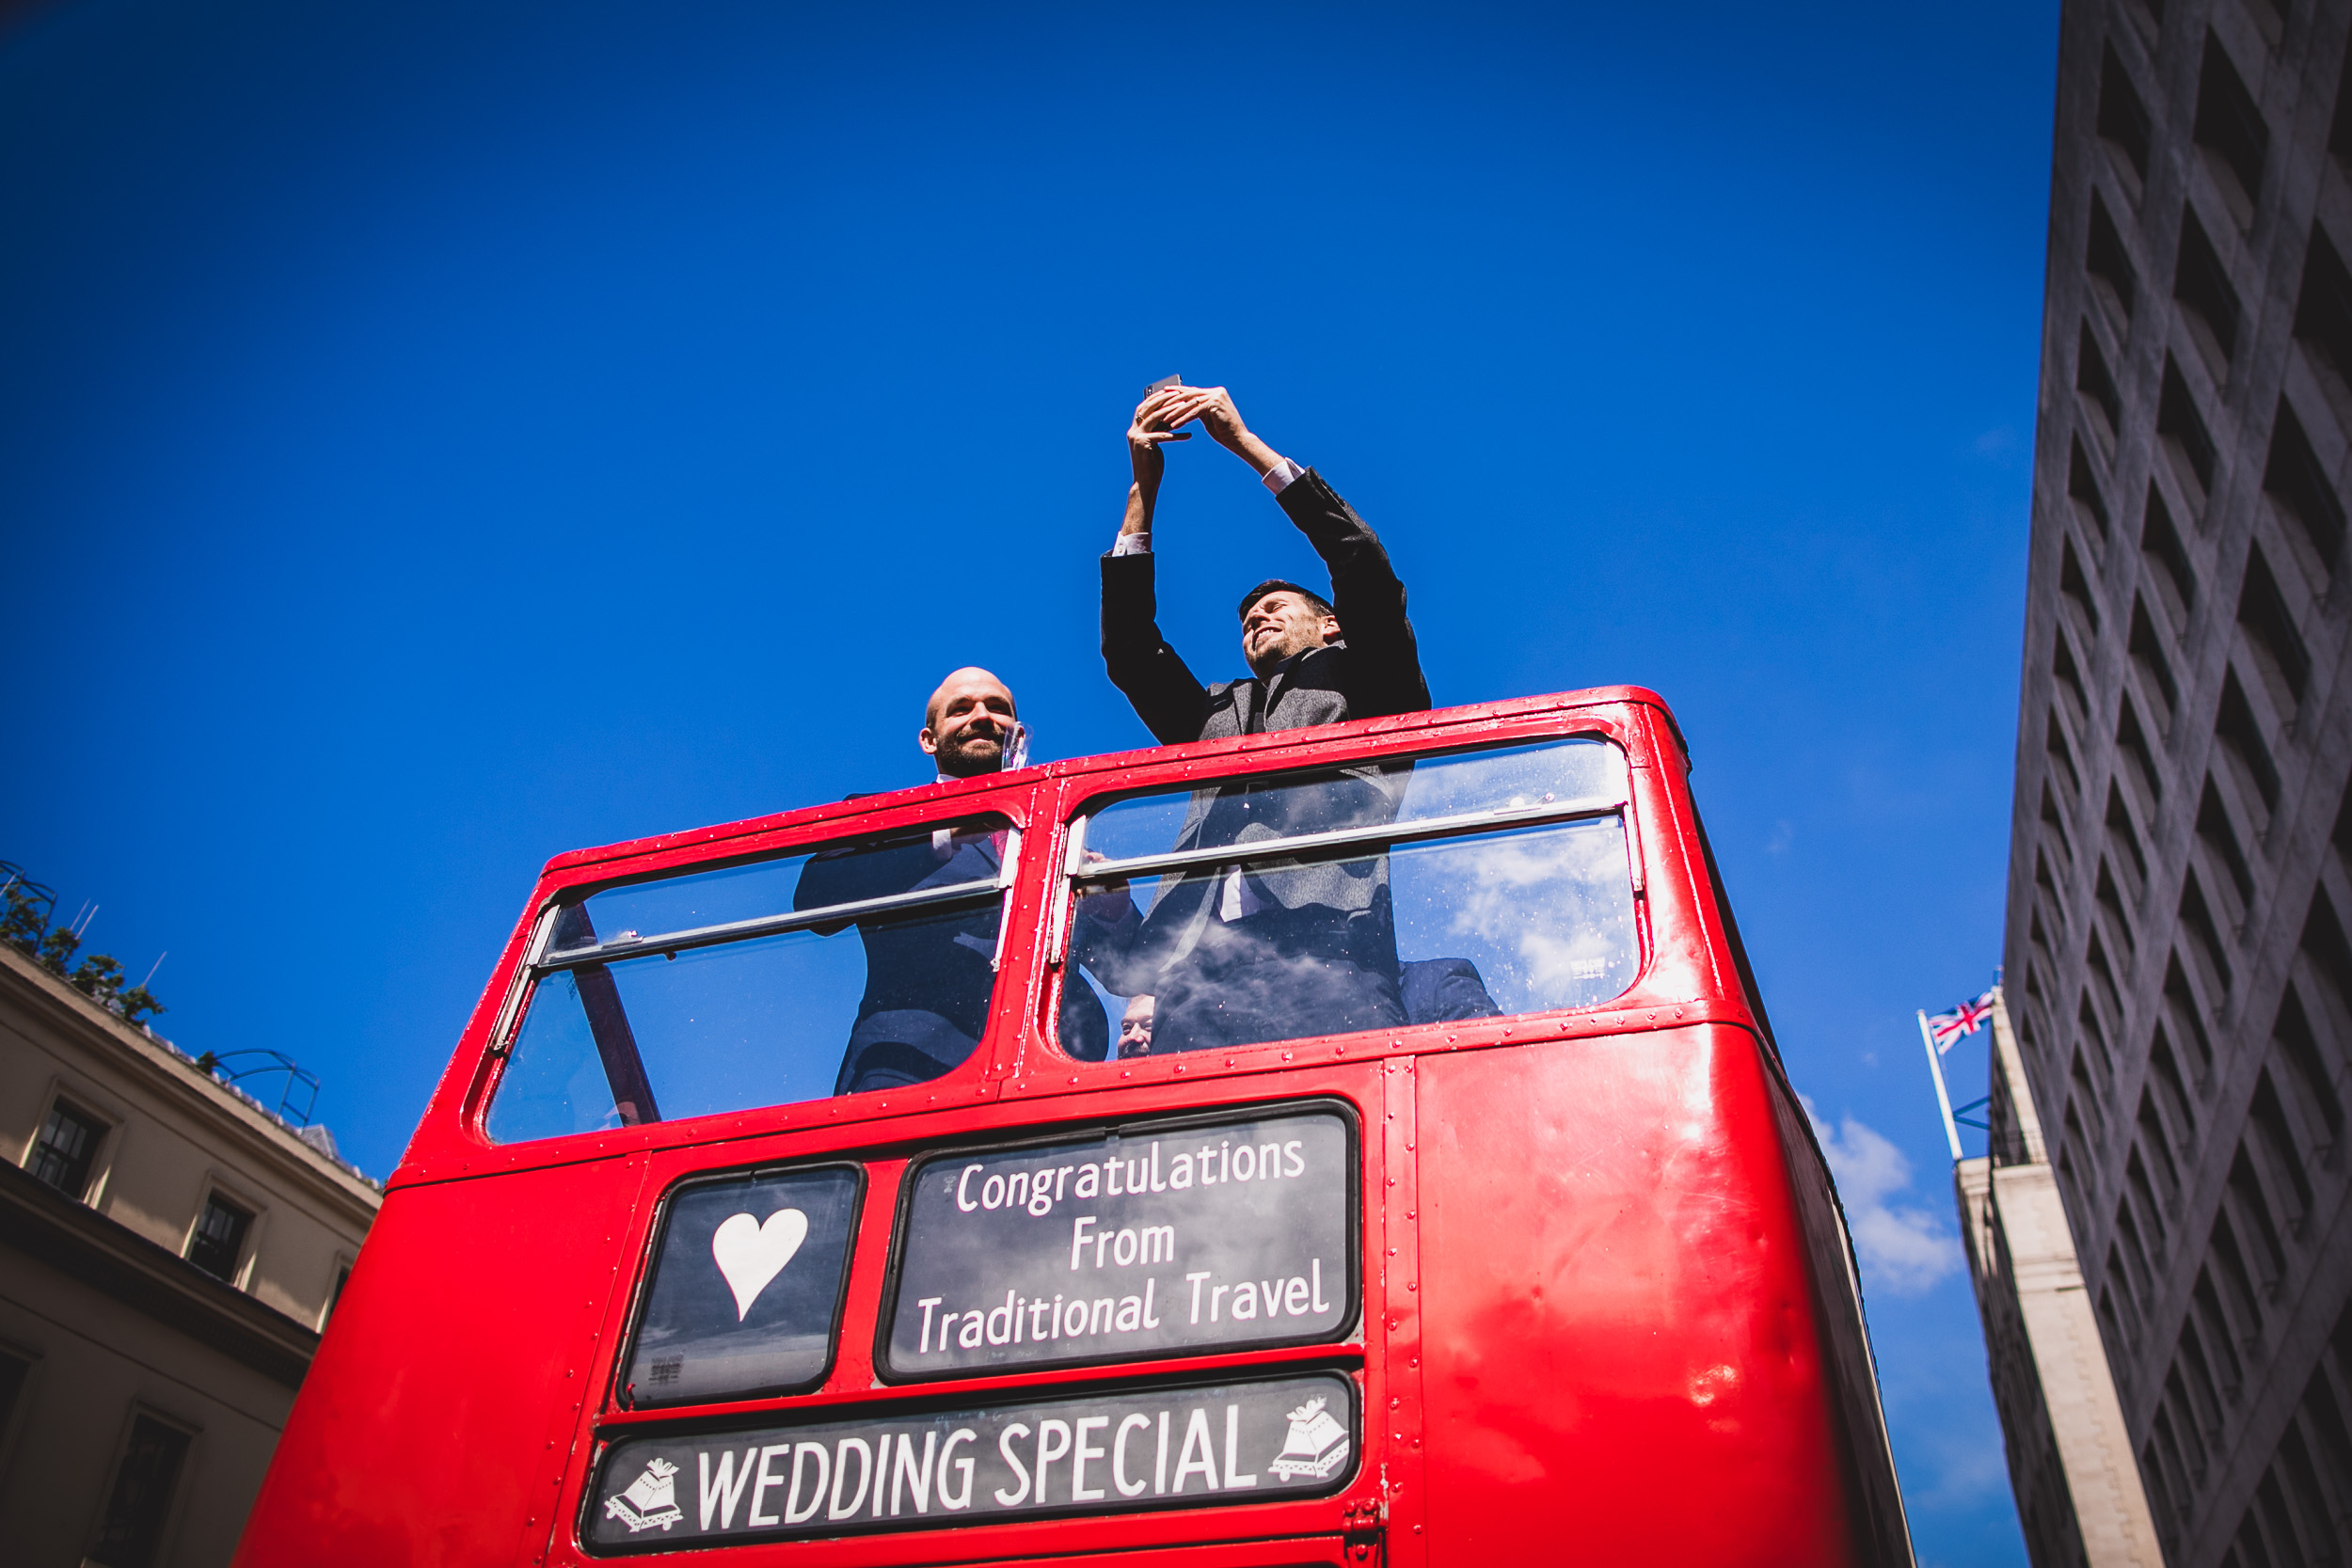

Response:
(582, 1370), (1359, 1553)
(877, 1102), (1357, 1382)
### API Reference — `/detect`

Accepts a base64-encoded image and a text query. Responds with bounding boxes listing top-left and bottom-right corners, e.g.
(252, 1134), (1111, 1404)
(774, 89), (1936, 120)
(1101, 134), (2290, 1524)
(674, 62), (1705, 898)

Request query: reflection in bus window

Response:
(1063, 738), (1637, 1057)
(486, 820), (1033, 1144)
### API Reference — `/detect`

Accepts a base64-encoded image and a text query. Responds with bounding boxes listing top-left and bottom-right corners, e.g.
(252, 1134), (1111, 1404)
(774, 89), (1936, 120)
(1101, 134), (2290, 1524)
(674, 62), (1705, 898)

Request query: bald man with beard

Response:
(795, 669), (1112, 1094)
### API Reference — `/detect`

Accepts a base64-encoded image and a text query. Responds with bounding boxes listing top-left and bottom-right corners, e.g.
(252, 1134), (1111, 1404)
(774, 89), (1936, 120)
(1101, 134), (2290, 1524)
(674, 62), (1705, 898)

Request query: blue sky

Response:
(2, 1), (2055, 1559)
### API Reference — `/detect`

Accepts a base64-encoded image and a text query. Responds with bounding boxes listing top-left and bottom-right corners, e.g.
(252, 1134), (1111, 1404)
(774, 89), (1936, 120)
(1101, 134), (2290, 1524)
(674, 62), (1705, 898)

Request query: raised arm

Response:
(1154, 386), (1428, 718)
(1279, 470), (1429, 717)
(1117, 388), (1184, 546)
(1102, 389), (1213, 745)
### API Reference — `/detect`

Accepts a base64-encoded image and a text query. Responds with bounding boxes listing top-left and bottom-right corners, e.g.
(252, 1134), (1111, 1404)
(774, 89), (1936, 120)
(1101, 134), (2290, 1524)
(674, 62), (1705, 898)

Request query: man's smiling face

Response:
(1241, 590), (1341, 675)
(920, 668), (1017, 777)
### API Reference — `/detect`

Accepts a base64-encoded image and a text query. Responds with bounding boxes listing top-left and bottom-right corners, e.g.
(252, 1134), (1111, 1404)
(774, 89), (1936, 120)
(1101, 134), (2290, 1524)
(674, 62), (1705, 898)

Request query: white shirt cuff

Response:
(1112, 531), (1152, 556)
(1262, 458), (1307, 494)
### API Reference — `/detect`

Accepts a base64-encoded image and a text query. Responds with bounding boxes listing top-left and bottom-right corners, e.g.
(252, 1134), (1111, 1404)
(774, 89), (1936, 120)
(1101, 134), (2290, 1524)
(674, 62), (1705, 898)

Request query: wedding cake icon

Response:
(1267, 1397), (1350, 1481)
(604, 1456), (685, 1532)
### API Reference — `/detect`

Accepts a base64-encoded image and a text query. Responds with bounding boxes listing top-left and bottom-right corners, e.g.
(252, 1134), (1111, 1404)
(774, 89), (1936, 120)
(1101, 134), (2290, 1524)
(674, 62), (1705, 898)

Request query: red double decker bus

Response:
(237, 687), (1912, 1567)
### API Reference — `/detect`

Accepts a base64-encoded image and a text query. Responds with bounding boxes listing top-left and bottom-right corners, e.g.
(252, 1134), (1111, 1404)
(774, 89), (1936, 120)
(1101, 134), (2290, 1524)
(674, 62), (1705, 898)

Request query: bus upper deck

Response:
(237, 685), (1913, 1568)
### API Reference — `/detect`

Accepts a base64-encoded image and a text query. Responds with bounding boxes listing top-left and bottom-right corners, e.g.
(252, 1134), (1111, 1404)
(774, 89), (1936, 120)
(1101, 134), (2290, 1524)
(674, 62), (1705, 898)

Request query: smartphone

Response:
(1144, 373), (1183, 395)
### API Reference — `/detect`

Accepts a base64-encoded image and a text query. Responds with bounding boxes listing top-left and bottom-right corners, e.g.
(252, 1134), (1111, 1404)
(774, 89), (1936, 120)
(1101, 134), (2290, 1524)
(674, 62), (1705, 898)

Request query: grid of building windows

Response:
(1999, 2), (2352, 1564)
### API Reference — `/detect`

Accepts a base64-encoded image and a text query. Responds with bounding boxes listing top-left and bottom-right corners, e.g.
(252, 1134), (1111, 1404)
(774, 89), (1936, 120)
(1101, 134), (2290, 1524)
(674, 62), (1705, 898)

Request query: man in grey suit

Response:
(1086, 384), (1431, 1054)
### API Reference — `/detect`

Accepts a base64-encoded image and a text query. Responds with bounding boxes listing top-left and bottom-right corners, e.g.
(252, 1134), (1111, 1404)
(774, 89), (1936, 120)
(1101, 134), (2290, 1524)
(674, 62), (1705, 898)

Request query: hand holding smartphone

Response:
(1139, 374), (1184, 436)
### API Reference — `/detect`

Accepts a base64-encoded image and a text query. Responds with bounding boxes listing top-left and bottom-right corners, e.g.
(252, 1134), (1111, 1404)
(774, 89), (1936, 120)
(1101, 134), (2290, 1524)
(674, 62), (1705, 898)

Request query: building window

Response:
(2089, 192), (2139, 317)
(2173, 208), (2242, 366)
(87, 1415), (192, 1568)
(2262, 399), (2345, 580)
(2097, 43), (2152, 182)
(2158, 357), (2217, 497)
(2193, 31), (2268, 215)
(0, 1346), (31, 1435)
(186, 1194), (253, 1283)
(25, 1100), (105, 1199)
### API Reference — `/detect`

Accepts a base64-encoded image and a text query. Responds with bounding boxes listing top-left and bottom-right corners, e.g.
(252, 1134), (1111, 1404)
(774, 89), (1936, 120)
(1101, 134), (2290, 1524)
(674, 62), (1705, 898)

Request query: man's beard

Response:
(938, 732), (1004, 777)
(1246, 630), (1307, 675)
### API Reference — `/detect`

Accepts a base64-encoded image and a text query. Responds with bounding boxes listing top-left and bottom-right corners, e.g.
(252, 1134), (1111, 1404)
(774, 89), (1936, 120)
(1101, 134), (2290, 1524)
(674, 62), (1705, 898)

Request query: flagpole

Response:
(1918, 1009), (1964, 1162)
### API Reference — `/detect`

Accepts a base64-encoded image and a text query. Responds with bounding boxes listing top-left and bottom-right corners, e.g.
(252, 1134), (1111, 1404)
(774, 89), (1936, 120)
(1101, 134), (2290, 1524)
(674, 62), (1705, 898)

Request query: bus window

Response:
(485, 818), (1015, 1143)
(1061, 737), (1637, 1058)
(619, 1164), (863, 1407)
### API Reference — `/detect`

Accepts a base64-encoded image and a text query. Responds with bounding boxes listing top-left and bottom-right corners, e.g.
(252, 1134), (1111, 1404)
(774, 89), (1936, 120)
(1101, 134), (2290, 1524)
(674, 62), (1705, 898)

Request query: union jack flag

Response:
(1927, 991), (1995, 1054)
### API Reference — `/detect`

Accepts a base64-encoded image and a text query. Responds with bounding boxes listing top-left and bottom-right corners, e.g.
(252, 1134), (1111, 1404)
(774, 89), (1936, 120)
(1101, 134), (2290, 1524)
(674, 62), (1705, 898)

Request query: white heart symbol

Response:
(710, 1210), (808, 1322)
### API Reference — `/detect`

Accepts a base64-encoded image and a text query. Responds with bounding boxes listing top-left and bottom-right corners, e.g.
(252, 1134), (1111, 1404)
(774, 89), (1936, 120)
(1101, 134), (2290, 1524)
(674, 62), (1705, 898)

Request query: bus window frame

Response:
(459, 784), (1045, 1163)
(401, 689), (1734, 1189)
(867, 1094), (1364, 1386)
(1022, 717), (1658, 1085)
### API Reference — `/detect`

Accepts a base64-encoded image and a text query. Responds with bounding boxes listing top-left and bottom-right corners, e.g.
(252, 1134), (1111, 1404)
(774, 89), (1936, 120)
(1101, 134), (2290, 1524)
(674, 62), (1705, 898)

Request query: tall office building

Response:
(1989, 0), (2352, 1563)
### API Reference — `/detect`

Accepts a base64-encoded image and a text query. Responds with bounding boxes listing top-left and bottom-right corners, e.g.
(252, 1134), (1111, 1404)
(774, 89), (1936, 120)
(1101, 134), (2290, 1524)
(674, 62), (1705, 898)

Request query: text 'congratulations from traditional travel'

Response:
(883, 1106), (1352, 1376)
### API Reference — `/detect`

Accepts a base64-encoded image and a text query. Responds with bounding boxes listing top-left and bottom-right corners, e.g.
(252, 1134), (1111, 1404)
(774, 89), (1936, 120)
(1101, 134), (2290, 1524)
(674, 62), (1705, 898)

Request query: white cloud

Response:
(1804, 1098), (1963, 1296)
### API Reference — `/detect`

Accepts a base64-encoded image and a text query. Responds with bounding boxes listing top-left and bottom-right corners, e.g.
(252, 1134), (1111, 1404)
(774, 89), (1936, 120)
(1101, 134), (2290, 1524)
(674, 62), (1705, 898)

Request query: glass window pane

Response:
(1063, 739), (1636, 1058)
(1387, 818), (1639, 1014)
(188, 1196), (252, 1282)
(490, 819), (1012, 1144)
(88, 1417), (191, 1568)
(1081, 736), (1626, 864)
(28, 1100), (104, 1198)
(622, 1165), (862, 1407)
(548, 822), (1004, 956)
(0, 1347), (33, 1434)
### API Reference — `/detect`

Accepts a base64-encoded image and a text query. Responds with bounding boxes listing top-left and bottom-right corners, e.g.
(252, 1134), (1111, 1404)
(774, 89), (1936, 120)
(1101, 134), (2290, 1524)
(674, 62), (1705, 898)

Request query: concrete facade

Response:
(1959, 992), (2166, 1568)
(1994, 0), (2352, 1562)
(0, 943), (379, 1567)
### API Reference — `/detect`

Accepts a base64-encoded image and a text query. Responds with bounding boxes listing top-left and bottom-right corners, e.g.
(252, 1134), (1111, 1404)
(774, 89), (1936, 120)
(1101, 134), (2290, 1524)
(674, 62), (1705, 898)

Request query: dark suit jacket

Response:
(1100, 467), (1429, 748)
(797, 829), (1107, 1094)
